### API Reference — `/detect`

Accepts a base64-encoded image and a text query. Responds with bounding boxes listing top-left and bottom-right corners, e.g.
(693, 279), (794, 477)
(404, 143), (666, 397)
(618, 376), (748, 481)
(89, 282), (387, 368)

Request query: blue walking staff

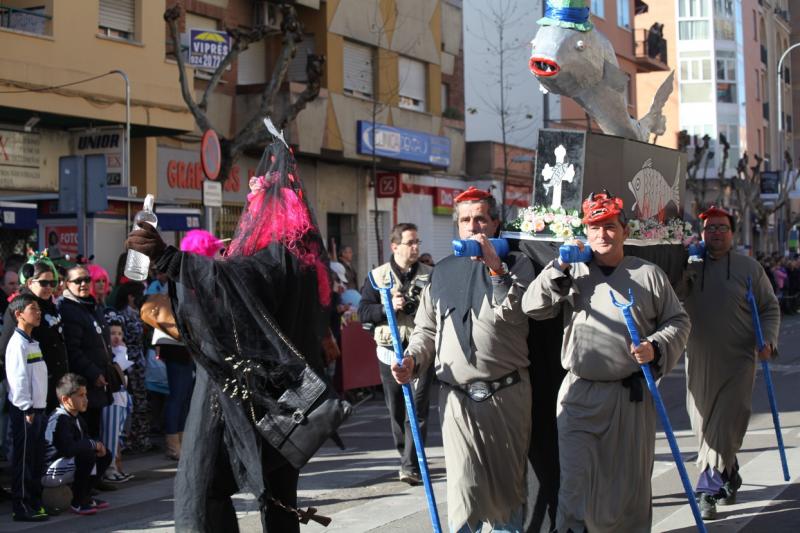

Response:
(746, 275), (790, 482)
(368, 272), (442, 533)
(610, 289), (707, 533)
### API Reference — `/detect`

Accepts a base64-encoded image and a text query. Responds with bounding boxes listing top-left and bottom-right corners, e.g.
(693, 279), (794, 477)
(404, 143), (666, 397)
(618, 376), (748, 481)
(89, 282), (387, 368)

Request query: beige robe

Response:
(523, 256), (691, 533)
(406, 256), (533, 531)
(678, 251), (780, 474)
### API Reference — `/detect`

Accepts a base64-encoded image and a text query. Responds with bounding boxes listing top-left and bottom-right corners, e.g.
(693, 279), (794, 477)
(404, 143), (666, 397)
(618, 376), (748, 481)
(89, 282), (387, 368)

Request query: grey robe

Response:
(523, 256), (690, 533)
(678, 251), (780, 474)
(406, 255), (534, 531)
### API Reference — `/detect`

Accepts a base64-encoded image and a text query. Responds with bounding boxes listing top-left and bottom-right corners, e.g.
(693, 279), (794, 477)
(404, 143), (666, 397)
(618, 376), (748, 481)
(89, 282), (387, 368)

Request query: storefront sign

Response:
(357, 121), (451, 167)
(203, 180), (223, 207)
(0, 201), (37, 229)
(43, 225), (79, 258)
(375, 172), (401, 198)
(157, 145), (251, 204)
(189, 29), (231, 70)
(0, 130), (41, 187)
(433, 186), (463, 215)
(73, 127), (125, 186)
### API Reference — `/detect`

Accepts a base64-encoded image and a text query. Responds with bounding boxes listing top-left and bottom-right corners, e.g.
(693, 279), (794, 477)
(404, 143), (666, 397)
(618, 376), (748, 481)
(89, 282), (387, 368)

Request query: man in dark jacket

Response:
(58, 266), (117, 439)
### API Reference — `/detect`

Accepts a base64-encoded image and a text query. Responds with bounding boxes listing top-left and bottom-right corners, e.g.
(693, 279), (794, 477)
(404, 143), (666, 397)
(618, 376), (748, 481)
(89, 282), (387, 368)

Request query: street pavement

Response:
(2, 314), (800, 532)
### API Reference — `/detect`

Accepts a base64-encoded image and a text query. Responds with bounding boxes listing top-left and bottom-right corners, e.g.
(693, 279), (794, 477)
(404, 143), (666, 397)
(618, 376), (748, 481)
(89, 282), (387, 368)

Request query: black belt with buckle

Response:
(448, 369), (521, 402)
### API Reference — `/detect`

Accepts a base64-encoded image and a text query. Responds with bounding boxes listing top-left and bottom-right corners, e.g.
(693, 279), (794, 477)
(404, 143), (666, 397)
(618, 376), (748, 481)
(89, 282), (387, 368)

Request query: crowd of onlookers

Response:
(0, 234), (211, 522)
(757, 253), (800, 314)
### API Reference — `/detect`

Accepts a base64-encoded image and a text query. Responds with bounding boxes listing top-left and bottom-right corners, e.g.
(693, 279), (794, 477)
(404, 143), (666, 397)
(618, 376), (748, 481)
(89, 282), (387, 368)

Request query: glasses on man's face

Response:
(704, 224), (731, 234)
(33, 279), (57, 288)
(400, 239), (422, 247)
(68, 276), (92, 285)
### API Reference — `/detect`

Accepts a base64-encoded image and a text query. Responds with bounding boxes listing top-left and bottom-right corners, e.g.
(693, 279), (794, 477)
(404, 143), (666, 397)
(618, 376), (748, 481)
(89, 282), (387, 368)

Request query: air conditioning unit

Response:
(255, 1), (282, 32)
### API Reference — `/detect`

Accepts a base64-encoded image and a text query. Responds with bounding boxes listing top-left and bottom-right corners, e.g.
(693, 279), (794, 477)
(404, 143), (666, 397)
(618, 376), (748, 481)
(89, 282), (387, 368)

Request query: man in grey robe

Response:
(392, 187), (535, 532)
(677, 206), (779, 520)
(522, 191), (691, 533)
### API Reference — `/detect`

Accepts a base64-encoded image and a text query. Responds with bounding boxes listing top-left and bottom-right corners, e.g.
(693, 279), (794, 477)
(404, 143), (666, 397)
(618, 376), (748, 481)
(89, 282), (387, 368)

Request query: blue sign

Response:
(357, 121), (451, 167)
(189, 29), (231, 70)
(156, 208), (202, 231)
(0, 201), (37, 229)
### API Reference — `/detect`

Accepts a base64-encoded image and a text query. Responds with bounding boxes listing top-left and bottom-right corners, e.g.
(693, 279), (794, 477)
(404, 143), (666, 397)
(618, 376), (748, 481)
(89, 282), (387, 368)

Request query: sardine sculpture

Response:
(628, 158), (680, 220)
(529, 0), (674, 143)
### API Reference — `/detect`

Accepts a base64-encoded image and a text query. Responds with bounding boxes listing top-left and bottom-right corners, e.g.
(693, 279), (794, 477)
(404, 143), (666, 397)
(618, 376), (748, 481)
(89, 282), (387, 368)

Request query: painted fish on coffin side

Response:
(627, 158), (680, 221)
(528, 8), (674, 143)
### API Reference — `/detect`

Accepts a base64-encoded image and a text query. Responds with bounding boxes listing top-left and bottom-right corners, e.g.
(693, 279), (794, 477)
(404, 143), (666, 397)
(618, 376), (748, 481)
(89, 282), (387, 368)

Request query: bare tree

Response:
(466, 0), (537, 218)
(164, 2), (324, 184)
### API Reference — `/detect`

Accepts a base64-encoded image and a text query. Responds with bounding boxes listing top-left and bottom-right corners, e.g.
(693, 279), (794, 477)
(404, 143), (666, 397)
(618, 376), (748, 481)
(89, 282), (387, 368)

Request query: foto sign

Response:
(357, 121), (451, 167)
(189, 29), (230, 70)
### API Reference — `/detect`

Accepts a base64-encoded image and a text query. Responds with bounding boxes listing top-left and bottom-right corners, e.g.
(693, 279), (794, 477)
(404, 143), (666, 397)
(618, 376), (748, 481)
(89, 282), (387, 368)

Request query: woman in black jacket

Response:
(0, 260), (69, 413)
(58, 265), (120, 439)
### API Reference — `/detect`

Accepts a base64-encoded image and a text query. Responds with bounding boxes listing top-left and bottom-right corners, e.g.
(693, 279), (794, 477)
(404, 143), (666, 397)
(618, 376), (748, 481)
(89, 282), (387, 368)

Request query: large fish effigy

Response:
(529, 0), (674, 143)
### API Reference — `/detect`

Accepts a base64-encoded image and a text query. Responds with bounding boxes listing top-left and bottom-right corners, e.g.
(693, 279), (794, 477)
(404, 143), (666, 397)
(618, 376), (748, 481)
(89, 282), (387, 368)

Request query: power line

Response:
(0, 72), (114, 94)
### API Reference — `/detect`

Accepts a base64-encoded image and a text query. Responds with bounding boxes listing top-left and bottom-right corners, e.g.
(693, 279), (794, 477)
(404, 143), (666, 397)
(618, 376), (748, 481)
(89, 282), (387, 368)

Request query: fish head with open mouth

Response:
(529, 23), (613, 97)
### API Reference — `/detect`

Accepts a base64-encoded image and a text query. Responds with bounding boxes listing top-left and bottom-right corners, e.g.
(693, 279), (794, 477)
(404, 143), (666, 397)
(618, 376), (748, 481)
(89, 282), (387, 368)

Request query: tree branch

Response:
(165, 4), (212, 132)
(278, 53), (325, 129)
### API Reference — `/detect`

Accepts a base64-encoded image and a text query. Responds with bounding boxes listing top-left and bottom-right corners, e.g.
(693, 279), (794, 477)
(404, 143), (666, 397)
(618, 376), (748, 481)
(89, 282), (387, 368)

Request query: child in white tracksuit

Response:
(5, 294), (48, 522)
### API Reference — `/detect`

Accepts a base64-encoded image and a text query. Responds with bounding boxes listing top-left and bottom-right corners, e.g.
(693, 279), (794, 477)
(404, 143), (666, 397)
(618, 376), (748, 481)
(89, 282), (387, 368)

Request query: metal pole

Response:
(110, 70), (131, 193)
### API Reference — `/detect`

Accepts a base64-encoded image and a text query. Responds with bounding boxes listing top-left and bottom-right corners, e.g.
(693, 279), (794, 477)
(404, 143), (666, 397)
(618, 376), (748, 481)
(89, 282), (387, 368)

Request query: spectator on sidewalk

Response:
(44, 373), (111, 516)
(101, 319), (134, 483)
(6, 293), (49, 522)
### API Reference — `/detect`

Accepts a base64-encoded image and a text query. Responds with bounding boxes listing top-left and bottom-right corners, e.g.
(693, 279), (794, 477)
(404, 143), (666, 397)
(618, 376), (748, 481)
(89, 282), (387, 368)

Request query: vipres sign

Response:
(189, 29), (230, 69)
(357, 121), (451, 167)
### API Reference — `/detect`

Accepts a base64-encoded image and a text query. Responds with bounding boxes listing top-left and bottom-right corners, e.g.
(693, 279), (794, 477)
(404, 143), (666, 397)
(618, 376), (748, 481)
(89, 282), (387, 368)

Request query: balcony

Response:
(633, 27), (669, 72)
(0, 5), (51, 36)
(763, 102), (770, 121)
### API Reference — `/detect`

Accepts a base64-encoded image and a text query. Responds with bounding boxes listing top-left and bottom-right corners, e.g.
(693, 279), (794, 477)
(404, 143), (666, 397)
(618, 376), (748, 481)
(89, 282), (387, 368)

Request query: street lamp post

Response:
(777, 43), (800, 251)
(109, 69), (131, 192)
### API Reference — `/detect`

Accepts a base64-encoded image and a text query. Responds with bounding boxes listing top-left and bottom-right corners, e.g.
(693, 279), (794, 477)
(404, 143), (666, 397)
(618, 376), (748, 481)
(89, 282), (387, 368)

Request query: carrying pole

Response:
(610, 289), (707, 533)
(369, 272), (442, 533)
(746, 276), (790, 481)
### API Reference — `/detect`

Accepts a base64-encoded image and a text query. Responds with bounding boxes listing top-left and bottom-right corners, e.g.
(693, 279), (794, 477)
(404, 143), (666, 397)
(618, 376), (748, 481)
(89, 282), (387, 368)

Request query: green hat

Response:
(18, 250), (59, 285)
(537, 0), (593, 32)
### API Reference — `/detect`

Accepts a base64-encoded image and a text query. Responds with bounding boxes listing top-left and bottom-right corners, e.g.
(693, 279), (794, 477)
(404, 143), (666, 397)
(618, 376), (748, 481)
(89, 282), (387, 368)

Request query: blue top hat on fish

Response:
(529, 0), (675, 143)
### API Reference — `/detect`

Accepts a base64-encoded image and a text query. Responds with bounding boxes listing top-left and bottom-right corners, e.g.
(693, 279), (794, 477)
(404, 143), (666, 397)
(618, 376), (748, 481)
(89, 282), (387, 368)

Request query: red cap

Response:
(698, 205), (733, 221)
(454, 186), (492, 203)
(582, 191), (625, 224)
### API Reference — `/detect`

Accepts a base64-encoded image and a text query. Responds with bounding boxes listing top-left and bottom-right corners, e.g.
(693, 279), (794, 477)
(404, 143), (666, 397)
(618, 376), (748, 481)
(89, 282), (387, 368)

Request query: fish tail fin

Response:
(638, 71), (675, 140)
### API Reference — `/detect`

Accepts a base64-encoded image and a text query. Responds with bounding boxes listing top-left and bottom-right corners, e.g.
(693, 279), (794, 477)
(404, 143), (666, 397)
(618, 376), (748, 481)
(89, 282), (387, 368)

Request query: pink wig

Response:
(87, 264), (110, 300)
(180, 229), (223, 258)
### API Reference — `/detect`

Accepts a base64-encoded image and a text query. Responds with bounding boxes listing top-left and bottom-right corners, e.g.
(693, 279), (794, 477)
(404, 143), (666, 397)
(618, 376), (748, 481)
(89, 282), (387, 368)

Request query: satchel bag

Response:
(231, 308), (351, 470)
(140, 294), (182, 341)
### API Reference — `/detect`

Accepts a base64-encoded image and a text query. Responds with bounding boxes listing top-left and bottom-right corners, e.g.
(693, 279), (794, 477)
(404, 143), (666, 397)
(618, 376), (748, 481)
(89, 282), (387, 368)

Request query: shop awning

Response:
(155, 207), (202, 231)
(0, 201), (38, 229)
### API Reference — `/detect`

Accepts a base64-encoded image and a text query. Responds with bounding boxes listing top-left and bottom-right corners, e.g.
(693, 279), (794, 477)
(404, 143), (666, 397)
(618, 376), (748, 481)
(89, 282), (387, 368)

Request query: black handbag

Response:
(231, 308), (352, 470)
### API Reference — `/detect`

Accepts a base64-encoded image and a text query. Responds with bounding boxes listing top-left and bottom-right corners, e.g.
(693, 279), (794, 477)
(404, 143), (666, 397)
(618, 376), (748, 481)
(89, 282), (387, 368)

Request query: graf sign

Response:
(189, 29), (231, 70)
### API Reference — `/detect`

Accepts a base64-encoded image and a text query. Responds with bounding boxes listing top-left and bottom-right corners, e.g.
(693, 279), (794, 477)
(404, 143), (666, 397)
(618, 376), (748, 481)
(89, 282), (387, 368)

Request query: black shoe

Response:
(718, 472), (742, 506)
(698, 493), (717, 520)
(399, 469), (422, 485)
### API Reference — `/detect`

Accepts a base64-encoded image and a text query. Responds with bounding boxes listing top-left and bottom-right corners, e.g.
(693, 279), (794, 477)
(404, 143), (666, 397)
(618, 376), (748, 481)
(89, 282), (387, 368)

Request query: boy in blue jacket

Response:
(5, 293), (48, 522)
(44, 373), (112, 515)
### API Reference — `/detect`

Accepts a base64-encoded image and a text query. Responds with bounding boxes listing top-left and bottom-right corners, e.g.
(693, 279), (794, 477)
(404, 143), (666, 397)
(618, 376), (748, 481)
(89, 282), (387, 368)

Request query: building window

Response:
(755, 69), (761, 100)
(752, 10), (758, 41)
(679, 52), (713, 103)
(714, 0), (733, 17)
(0, 3), (51, 35)
(98, 0), (135, 40)
(288, 35), (316, 83)
(679, 0), (710, 17)
(398, 57), (427, 112)
(591, 0), (604, 18)
(441, 83), (449, 113)
(718, 123), (740, 168)
(343, 41), (374, 100)
(716, 51), (736, 103)
(714, 18), (734, 41)
(616, 0), (630, 28)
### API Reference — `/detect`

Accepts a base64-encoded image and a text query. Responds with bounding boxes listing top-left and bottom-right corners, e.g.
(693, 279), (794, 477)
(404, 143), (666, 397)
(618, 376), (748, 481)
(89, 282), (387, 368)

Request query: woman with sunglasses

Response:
(0, 260), (69, 413)
(58, 265), (121, 440)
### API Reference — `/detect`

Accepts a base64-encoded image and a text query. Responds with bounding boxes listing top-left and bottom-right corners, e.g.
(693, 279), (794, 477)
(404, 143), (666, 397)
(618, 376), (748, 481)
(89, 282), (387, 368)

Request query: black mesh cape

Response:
(155, 139), (330, 500)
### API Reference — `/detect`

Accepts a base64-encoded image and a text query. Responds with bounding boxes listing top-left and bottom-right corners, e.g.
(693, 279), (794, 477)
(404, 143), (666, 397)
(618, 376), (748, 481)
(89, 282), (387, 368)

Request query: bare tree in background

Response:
(164, 2), (324, 184)
(466, 0), (537, 218)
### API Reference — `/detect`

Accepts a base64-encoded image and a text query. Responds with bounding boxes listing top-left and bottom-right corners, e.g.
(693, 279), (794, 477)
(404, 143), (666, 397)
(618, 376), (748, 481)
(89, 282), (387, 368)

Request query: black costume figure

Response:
(127, 139), (338, 532)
